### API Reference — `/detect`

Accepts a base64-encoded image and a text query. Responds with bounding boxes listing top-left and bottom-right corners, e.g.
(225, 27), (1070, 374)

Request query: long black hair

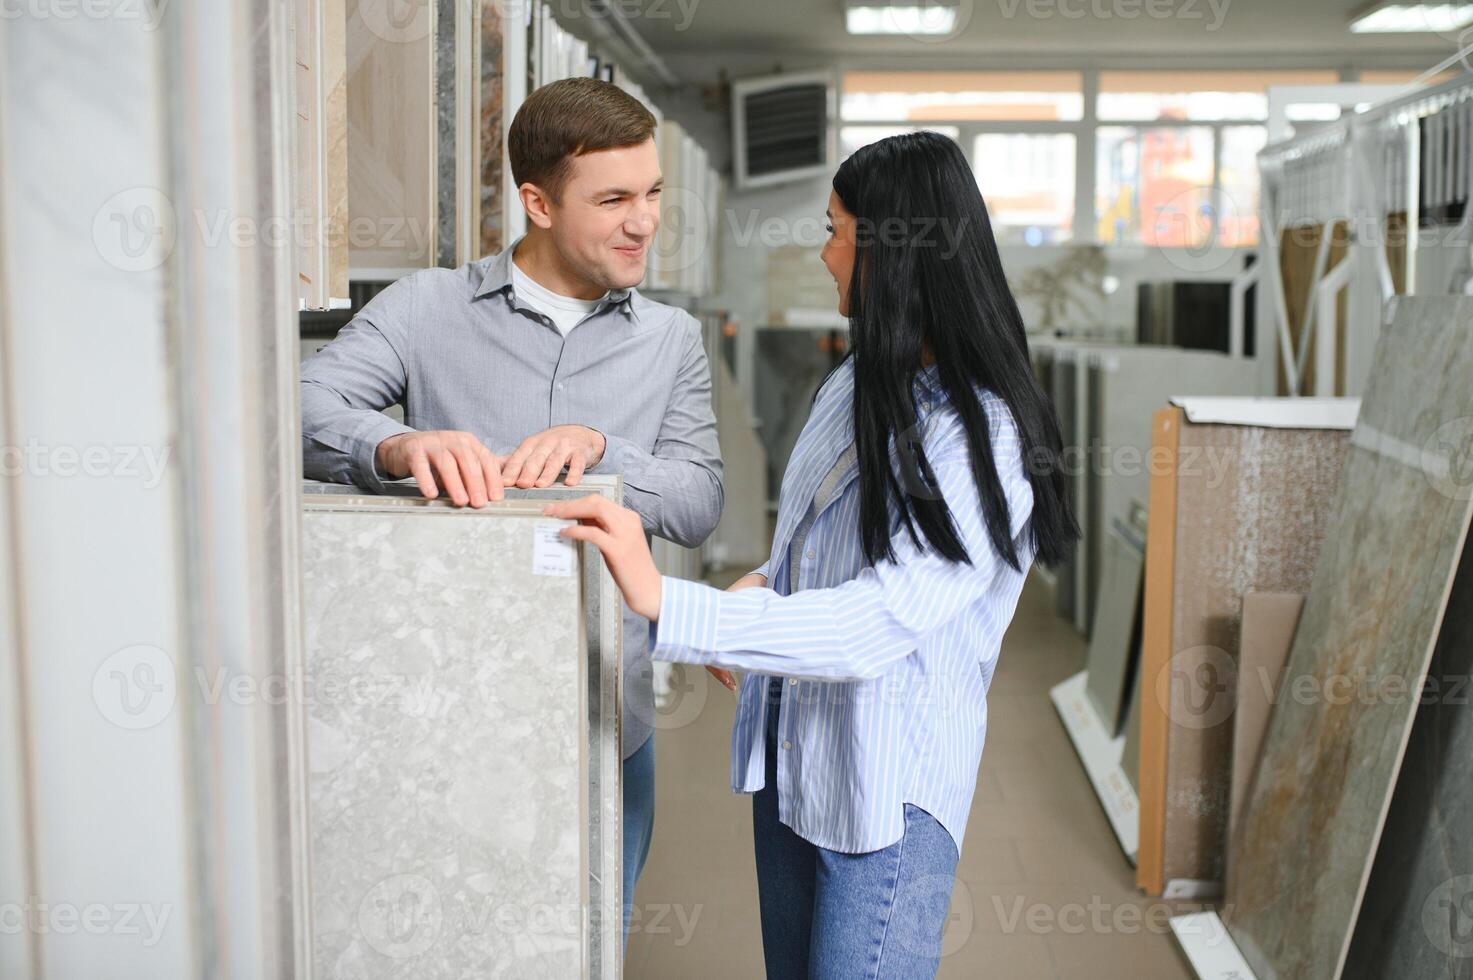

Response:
(830, 130), (1078, 571)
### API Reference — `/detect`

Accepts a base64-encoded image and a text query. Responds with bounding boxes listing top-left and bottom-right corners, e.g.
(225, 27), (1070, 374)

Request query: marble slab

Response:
(478, 0), (505, 258)
(1224, 296), (1473, 980)
(303, 494), (617, 978)
(302, 479), (623, 976)
(1342, 541), (1473, 979)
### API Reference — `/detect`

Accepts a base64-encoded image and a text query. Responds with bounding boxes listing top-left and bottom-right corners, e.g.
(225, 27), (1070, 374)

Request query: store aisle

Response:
(627, 574), (1198, 979)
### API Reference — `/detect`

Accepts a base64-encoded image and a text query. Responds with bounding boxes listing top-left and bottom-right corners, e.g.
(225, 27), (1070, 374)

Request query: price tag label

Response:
(533, 521), (576, 577)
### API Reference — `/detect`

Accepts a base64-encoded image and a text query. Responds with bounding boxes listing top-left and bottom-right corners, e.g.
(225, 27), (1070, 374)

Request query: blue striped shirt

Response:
(650, 357), (1036, 854)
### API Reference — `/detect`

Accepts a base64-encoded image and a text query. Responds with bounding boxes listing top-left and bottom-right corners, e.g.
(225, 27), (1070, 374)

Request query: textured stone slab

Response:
(303, 499), (590, 978)
(1343, 541), (1473, 979)
(302, 479), (624, 976)
(1225, 296), (1473, 980)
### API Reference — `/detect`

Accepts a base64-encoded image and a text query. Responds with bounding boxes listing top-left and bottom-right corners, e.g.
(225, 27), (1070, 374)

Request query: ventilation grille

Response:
(733, 74), (831, 189)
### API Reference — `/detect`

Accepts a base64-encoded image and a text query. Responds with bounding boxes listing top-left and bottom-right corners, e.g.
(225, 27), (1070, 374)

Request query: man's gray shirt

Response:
(300, 244), (725, 759)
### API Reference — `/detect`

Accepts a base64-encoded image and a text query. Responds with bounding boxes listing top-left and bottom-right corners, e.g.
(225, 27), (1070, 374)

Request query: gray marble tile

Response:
(303, 498), (600, 978)
(1343, 540), (1473, 980)
(1225, 296), (1473, 980)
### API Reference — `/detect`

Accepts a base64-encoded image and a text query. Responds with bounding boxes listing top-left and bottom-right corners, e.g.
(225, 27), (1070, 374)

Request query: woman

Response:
(545, 131), (1077, 978)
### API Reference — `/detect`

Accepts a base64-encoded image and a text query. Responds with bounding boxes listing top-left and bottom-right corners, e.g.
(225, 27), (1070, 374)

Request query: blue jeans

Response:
(623, 732), (656, 947)
(753, 679), (959, 979)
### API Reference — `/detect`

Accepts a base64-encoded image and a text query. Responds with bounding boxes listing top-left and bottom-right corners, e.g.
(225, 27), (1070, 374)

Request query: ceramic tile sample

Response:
(1137, 406), (1349, 896)
(1085, 346), (1258, 624)
(1225, 592), (1303, 864)
(295, 0), (349, 308)
(346, 0), (435, 274)
(1225, 296), (1473, 980)
(303, 498), (590, 978)
(1085, 519), (1146, 736)
(479, 0), (505, 258)
(1343, 543), (1473, 980)
(301, 478), (624, 976)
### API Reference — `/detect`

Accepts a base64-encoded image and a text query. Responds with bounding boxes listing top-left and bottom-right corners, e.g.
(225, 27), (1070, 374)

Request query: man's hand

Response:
(501, 425), (607, 489)
(375, 430), (504, 507)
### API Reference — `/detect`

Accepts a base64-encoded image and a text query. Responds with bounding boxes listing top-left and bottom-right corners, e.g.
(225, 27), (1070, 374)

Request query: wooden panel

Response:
(295, 0), (349, 307)
(1225, 295), (1473, 980)
(346, 0), (436, 275)
(1136, 406), (1182, 895)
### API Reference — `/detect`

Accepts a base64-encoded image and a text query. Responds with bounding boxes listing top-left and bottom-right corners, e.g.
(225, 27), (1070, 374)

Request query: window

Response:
(1219, 126), (1269, 246)
(842, 71), (1083, 122)
(1096, 70), (1340, 122)
(1096, 127), (1214, 246)
(836, 69), (1382, 250)
(839, 125), (960, 161)
(974, 134), (1076, 245)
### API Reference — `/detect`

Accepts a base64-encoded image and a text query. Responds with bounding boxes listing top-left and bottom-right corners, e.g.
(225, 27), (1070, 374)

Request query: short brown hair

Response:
(508, 78), (657, 201)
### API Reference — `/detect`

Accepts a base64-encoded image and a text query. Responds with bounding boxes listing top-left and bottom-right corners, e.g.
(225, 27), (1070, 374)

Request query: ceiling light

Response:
(845, 5), (959, 35)
(1349, 2), (1473, 33)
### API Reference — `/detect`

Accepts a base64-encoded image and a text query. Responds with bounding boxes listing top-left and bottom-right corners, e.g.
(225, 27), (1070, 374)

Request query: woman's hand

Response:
(543, 495), (662, 621)
(702, 572), (769, 693)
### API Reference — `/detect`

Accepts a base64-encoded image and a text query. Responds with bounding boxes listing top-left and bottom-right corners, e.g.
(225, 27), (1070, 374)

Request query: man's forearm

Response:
(594, 432), (723, 548)
(300, 381), (414, 491)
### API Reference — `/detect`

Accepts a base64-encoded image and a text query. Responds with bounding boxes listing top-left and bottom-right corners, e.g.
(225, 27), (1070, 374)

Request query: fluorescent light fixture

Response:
(1349, 2), (1473, 33)
(845, 5), (959, 34)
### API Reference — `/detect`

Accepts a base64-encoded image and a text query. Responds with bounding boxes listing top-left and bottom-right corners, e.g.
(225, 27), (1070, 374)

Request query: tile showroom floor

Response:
(626, 574), (1202, 979)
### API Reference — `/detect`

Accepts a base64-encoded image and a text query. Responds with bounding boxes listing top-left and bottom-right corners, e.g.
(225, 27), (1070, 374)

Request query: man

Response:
(299, 77), (725, 936)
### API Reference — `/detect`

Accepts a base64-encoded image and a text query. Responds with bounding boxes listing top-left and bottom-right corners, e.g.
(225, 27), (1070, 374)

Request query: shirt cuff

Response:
(588, 430), (644, 481)
(649, 575), (723, 667)
(351, 414), (416, 494)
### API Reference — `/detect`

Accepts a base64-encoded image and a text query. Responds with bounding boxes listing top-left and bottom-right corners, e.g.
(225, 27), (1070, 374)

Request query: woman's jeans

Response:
(752, 679), (960, 979)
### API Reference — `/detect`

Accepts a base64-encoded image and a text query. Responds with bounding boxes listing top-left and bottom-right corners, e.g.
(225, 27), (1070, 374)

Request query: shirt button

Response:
(556, 382), (565, 390)
(782, 739), (792, 750)
(806, 550), (815, 560)
(789, 677), (798, 686)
